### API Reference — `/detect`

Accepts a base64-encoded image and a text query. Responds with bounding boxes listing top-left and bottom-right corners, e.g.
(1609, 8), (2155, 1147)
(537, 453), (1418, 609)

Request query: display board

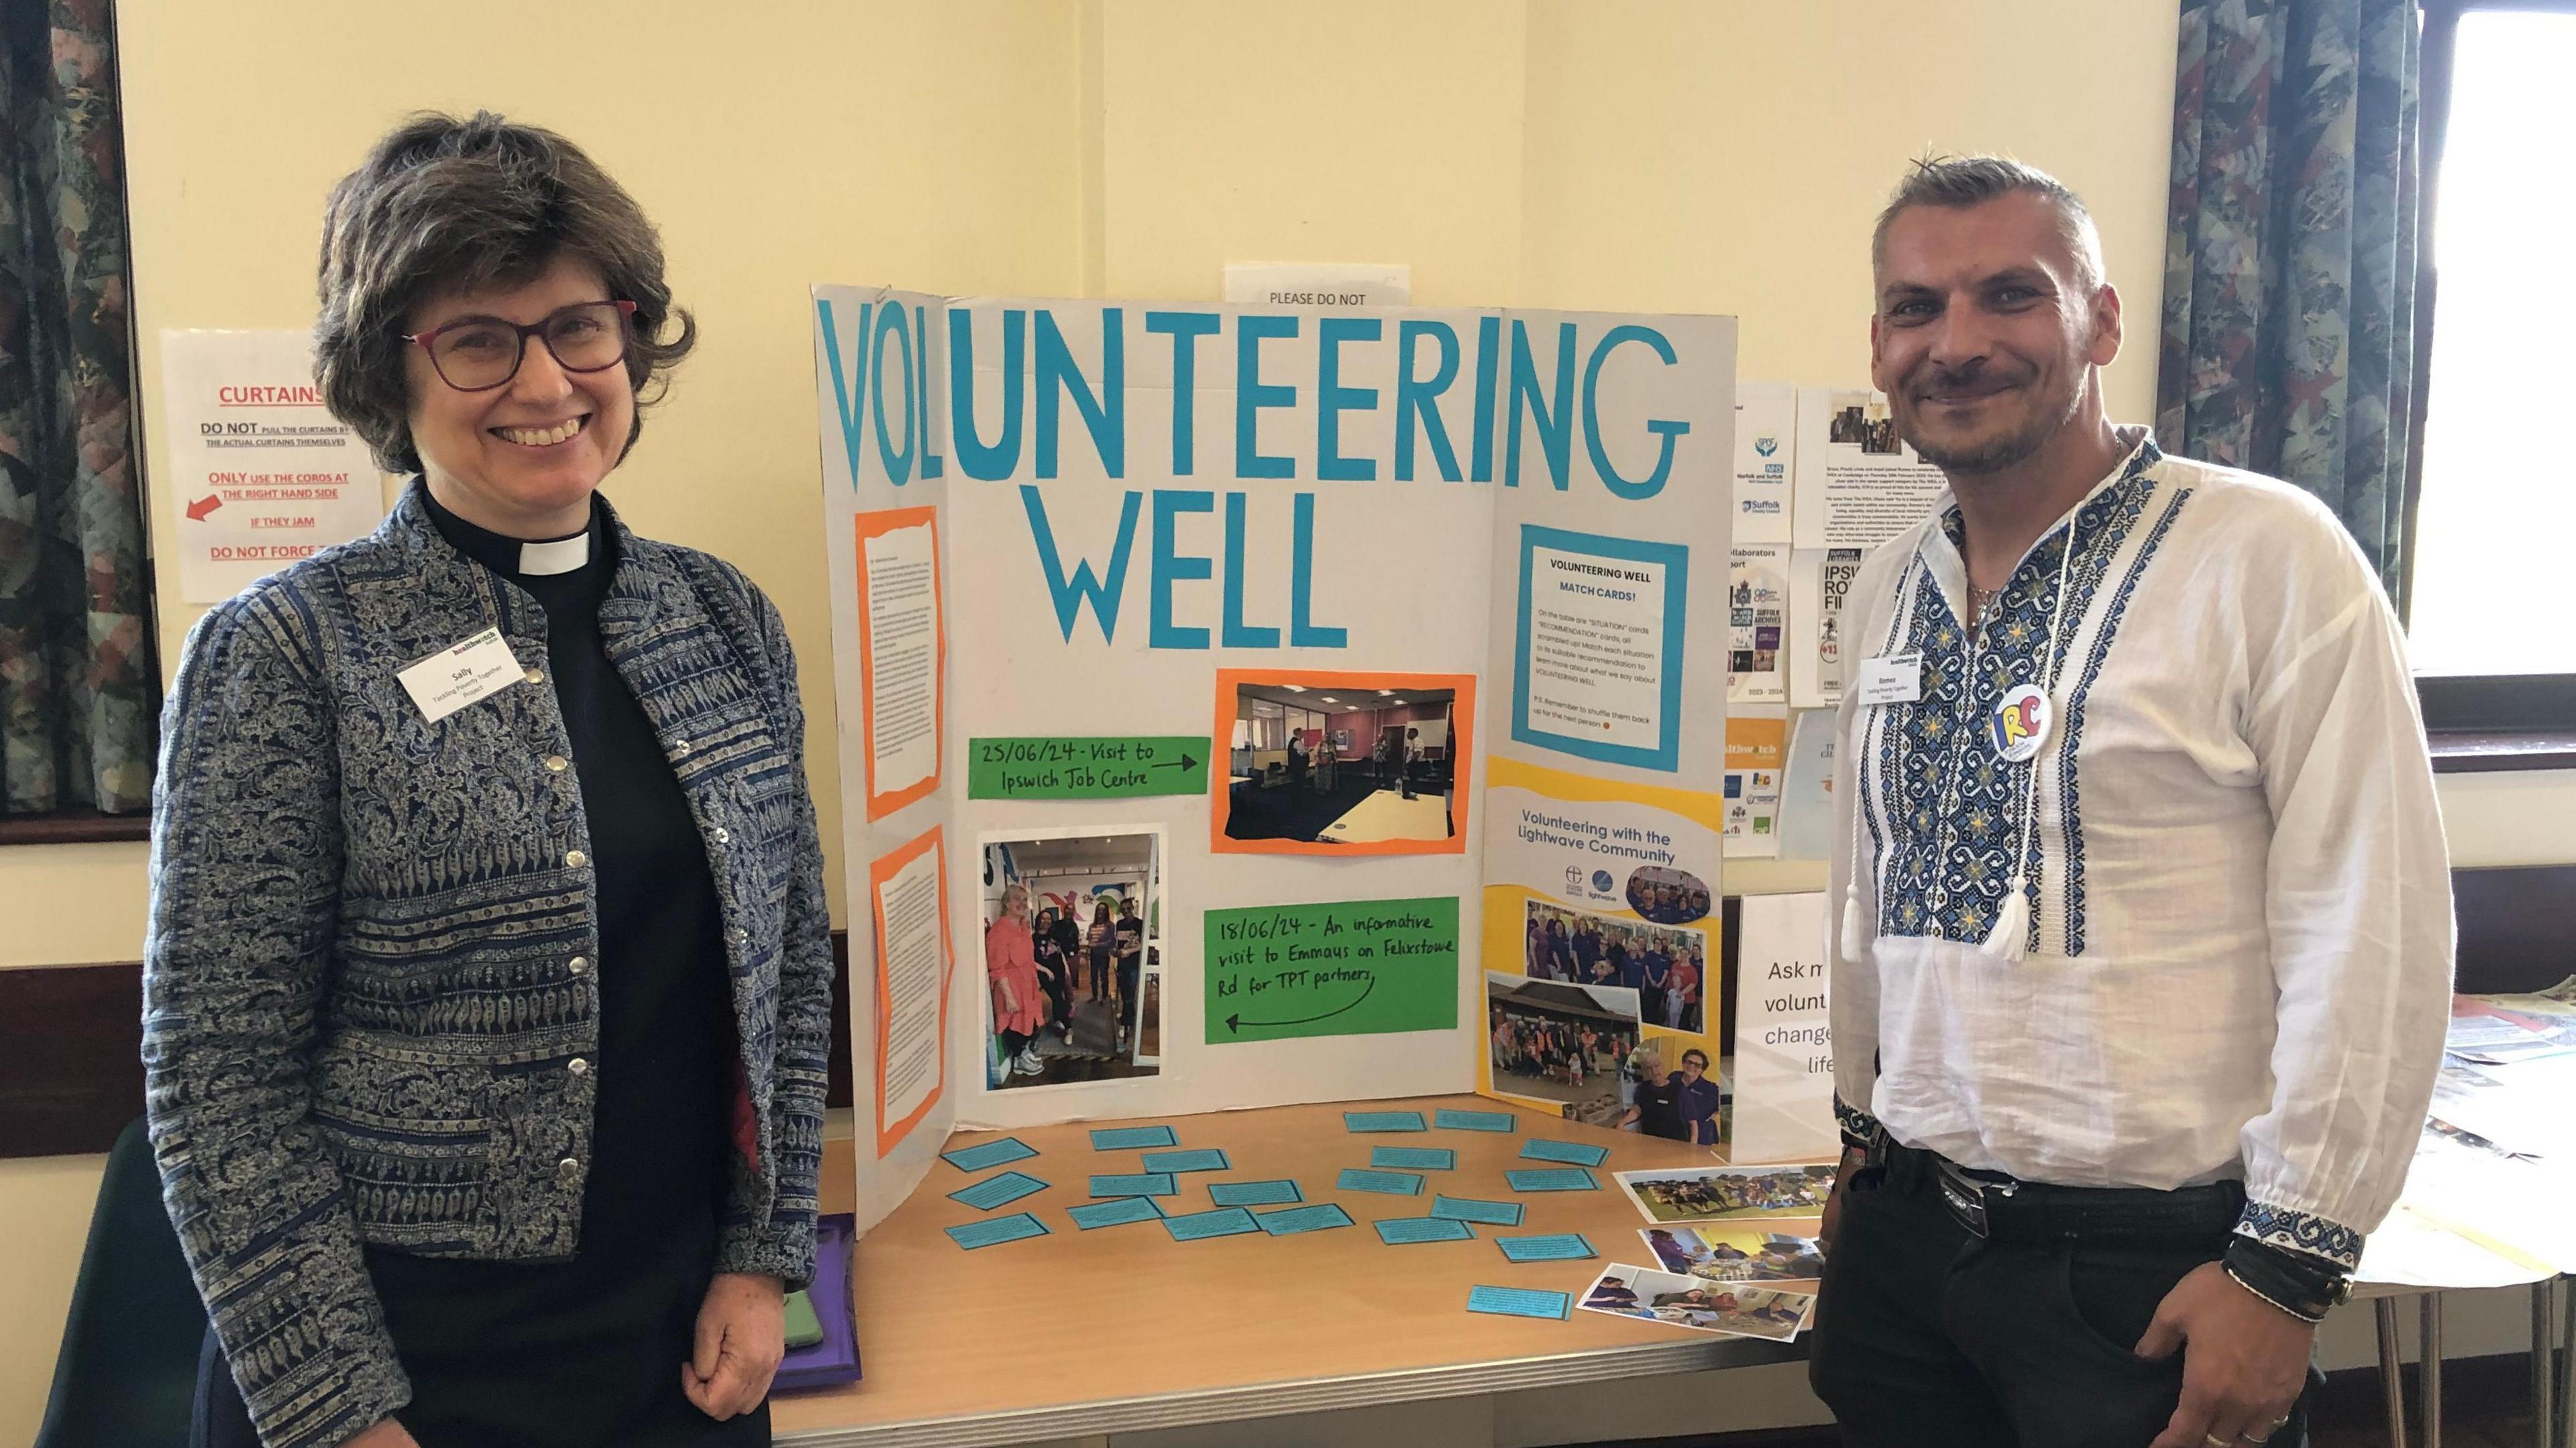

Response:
(812, 288), (1742, 1230)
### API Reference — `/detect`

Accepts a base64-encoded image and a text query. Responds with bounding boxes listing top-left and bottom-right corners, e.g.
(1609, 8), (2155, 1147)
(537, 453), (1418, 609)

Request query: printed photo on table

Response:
(1615, 1163), (1836, 1224)
(1642, 1226), (1827, 1284)
(1485, 970), (1642, 1127)
(1520, 900), (1710, 1033)
(1623, 865), (1711, 926)
(1213, 670), (1475, 856)
(979, 828), (1163, 1090)
(1579, 1264), (1812, 1341)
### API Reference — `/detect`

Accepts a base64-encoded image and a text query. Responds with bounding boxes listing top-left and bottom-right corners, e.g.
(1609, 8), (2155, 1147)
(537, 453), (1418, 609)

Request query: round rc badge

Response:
(1990, 683), (2053, 763)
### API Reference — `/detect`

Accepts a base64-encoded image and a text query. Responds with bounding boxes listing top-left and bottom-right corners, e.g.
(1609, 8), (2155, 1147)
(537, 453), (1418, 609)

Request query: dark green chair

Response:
(34, 1115), (207, 1448)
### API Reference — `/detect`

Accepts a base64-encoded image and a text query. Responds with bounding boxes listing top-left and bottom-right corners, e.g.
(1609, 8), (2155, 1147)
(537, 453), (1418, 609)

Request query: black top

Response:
(368, 485), (751, 1445)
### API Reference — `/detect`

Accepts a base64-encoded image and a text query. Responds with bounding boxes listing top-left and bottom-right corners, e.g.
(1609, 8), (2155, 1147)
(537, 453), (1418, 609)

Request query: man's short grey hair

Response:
(1870, 155), (2106, 294)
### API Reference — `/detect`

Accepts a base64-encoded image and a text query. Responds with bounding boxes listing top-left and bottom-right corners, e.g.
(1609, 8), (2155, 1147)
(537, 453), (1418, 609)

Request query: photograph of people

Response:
(1644, 1227), (1829, 1285)
(1525, 901), (1711, 1034)
(144, 114), (828, 1446)
(1485, 970), (1644, 1126)
(1624, 866), (1712, 925)
(1618, 1164), (1838, 1225)
(979, 832), (1163, 1089)
(1217, 674), (1473, 854)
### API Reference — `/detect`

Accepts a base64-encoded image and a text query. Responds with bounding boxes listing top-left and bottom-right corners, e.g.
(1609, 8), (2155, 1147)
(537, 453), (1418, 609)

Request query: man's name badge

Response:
(1854, 651), (1923, 706)
(396, 627), (525, 724)
(1990, 683), (2053, 762)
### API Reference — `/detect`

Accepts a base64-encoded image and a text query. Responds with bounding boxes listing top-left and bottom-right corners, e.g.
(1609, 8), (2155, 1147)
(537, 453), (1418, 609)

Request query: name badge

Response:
(396, 627), (525, 724)
(1854, 651), (1923, 706)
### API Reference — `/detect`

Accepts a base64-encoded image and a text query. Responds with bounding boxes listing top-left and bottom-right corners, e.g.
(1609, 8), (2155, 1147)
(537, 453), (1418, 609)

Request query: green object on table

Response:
(783, 1289), (824, 1349)
(968, 736), (1210, 798)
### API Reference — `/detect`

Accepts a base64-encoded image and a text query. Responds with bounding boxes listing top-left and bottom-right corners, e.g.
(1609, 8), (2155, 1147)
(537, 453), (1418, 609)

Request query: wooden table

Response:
(776, 1095), (1813, 1447)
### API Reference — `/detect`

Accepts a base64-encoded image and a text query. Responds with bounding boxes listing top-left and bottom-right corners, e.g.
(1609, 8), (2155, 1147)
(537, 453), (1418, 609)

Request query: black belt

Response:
(1879, 1139), (2245, 1243)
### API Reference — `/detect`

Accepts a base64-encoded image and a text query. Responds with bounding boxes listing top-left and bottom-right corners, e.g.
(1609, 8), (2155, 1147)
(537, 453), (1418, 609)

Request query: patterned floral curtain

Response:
(0, 0), (152, 817)
(2157, 0), (2422, 607)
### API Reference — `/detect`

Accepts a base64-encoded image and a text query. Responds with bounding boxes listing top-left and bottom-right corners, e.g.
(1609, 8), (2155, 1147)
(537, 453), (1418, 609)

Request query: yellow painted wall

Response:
(7, 0), (2572, 1437)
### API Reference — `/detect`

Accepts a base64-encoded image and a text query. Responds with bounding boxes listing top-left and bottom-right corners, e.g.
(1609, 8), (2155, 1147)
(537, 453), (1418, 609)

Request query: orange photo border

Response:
(853, 506), (945, 822)
(1210, 668), (1477, 857)
(870, 824), (953, 1159)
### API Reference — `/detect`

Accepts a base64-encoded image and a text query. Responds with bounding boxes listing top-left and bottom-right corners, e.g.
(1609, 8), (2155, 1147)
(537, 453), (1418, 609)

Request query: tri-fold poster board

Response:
(811, 286), (1774, 1232)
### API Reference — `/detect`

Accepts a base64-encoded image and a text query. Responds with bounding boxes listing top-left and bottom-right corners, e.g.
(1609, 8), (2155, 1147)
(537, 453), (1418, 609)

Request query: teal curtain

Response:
(0, 0), (152, 816)
(2157, 0), (2421, 607)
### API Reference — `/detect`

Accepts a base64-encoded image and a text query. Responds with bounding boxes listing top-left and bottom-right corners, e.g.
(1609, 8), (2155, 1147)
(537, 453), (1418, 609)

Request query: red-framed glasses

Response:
(404, 299), (638, 393)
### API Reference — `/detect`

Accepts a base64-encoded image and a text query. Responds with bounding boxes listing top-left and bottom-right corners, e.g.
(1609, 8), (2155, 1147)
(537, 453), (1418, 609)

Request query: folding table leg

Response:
(2422, 1292), (2445, 1448)
(2379, 1296), (2410, 1448)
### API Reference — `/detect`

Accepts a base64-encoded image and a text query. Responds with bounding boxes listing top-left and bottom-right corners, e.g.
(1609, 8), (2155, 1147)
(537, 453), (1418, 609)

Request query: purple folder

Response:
(774, 1213), (861, 1393)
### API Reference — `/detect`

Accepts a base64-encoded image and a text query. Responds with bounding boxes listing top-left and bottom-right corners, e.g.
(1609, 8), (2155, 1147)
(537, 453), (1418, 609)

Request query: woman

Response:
(1047, 903), (1084, 1013)
(144, 113), (830, 1448)
(985, 885), (1045, 1078)
(1030, 905), (1073, 1042)
(1085, 900), (1116, 1004)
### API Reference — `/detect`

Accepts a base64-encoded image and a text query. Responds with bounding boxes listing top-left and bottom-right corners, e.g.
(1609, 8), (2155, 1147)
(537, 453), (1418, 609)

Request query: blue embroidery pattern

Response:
(1869, 449), (2162, 950)
(2056, 483), (2193, 954)
(1834, 1093), (1882, 1147)
(2236, 1201), (2365, 1271)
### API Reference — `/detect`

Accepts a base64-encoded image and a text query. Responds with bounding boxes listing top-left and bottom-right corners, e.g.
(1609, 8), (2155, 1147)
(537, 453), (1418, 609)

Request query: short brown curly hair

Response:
(314, 111), (696, 475)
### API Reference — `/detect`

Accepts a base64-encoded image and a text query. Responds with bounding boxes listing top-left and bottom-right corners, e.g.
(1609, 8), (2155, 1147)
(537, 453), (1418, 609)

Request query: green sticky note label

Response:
(1205, 897), (1460, 1044)
(968, 736), (1210, 799)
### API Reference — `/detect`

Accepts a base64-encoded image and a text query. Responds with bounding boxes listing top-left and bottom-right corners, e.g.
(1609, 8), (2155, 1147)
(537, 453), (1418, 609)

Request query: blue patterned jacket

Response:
(142, 490), (835, 1448)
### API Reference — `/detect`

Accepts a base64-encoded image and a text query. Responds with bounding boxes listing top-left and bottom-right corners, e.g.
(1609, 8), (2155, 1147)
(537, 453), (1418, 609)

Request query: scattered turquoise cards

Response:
(947, 1170), (1047, 1211)
(1140, 1148), (1231, 1174)
(1435, 1108), (1517, 1132)
(1518, 1139), (1611, 1168)
(1338, 1168), (1426, 1196)
(1162, 1207), (1261, 1241)
(1089, 1125), (1181, 1150)
(1430, 1195), (1525, 1227)
(1344, 1110), (1428, 1132)
(1495, 1232), (1597, 1263)
(1089, 1172), (1178, 1198)
(1368, 1146), (1456, 1171)
(946, 1212), (1049, 1249)
(1468, 1284), (1571, 1320)
(941, 1137), (1038, 1172)
(1208, 1179), (1304, 1207)
(1505, 1167), (1600, 1192)
(1067, 1196), (1164, 1230)
(1376, 1216), (1477, 1245)
(1256, 1203), (1354, 1235)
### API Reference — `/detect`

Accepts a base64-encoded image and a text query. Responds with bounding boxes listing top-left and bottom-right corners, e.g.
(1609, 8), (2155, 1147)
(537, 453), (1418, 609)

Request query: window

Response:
(2409, 2), (2576, 733)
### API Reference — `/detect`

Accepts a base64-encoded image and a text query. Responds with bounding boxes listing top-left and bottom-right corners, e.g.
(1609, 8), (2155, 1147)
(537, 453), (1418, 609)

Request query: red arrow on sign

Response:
(186, 494), (222, 521)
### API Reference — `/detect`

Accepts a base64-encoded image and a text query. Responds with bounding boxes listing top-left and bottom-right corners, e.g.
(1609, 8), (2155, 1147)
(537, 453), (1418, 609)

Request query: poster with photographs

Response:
(1640, 1225), (1827, 1285)
(1727, 545), (1788, 705)
(1215, 670), (1473, 855)
(1578, 1263), (1815, 1341)
(1615, 1162), (1838, 1224)
(978, 827), (1164, 1091)
(1793, 386), (1949, 550)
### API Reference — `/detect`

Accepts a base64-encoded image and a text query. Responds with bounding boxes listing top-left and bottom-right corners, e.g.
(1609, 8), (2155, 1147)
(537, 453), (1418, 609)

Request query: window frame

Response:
(2408, 0), (2576, 743)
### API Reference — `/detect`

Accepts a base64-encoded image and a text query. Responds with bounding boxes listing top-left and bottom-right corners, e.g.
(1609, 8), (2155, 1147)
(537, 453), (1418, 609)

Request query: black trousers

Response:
(1809, 1145), (2322, 1448)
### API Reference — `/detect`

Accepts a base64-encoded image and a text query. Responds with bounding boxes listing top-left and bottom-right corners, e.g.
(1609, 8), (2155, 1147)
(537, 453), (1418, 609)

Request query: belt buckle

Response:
(1935, 1159), (1991, 1239)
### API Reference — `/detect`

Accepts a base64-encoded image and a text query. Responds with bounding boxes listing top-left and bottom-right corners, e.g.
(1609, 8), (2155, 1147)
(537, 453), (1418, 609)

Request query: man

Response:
(1113, 897), (1145, 1049)
(1670, 1048), (1721, 1148)
(1811, 157), (2449, 1448)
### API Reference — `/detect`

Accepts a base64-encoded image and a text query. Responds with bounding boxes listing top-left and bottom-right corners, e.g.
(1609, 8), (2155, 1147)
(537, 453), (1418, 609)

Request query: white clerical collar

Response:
(518, 532), (592, 576)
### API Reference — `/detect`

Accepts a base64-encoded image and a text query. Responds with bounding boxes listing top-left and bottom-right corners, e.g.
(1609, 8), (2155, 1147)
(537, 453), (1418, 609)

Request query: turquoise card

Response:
(1344, 1111), (1428, 1133)
(1208, 1179), (1303, 1207)
(1430, 1194), (1525, 1227)
(940, 1137), (1038, 1172)
(1369, 1146), (1456, 1171)
(1067, 1196), (1163, 1229)
(1089, 1125), (1181, 1150)
(945, 1212), (1048, 1249)
(1162, 1207), (1261, 1241)
(1518, 1139), (1611, 1168)
(1256, 1203), (1354, 1235)
(1468, 1284), (1570, 1320)
(1089, 1172), (1177, 1197)
(1495, 1232), (1597, 1262)
(1140, 1148), (1231, 1174)
(1376, 1216), (1477, 1245)
(1435, 1109), (1516, 1132)
(947, 1170), (1047, 1211)
(1338, 1168), (1425, 1196)
(1505, 1167), (1600, 1192)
